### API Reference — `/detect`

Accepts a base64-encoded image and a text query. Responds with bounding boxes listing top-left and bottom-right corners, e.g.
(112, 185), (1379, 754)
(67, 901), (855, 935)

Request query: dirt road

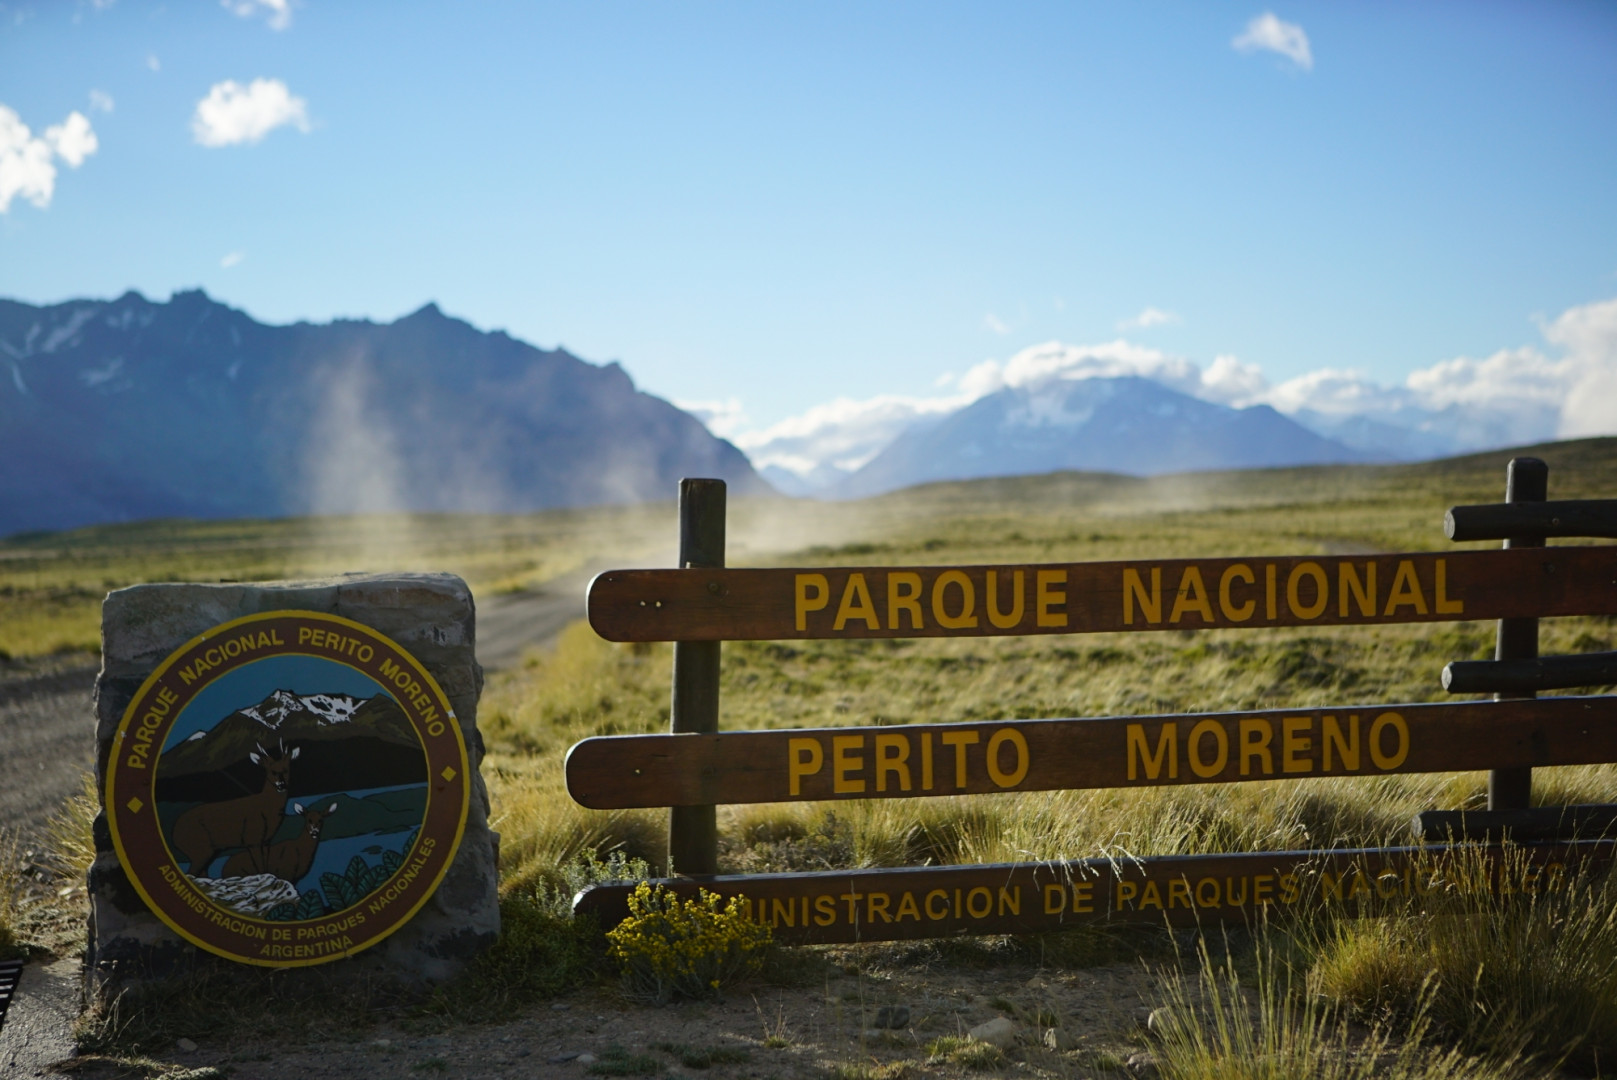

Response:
(0, 569), (595, 840)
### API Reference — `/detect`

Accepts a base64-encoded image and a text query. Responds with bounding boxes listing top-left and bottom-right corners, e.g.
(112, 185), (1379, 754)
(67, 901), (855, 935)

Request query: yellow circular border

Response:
(105, 610), (471, 967)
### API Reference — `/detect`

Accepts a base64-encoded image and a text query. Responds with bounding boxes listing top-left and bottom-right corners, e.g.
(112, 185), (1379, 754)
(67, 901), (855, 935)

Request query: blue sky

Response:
(3, 2), (1615, 467)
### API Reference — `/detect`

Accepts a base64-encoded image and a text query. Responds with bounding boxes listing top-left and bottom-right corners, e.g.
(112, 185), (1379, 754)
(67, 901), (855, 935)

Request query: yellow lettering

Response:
(1240, 718), (1274, 776)
(1123, 567), (1161, 625)
(1435, 558), (1463, 614)
(925, 889), (949, 920)
(832, 735), (865, 793)
(1127, 722), (1178, 781)
(814, 895), (837, 925)
(1169, 566), (1215, 624)
(795, 573), (830, 631)
(1338, 562), (1376, 617)
(1282, 716), (1313, 773)
(833, 573), (881, 631)
(771, 898), (796, 927)
(1116, 881), (1138, 907)
(932, 570), (979, 629)
(1036, 570), (1068, 627)
(1265, 564), (1277, 620)
(1044, 884), (1066, 914)
(1188, 719), (1229, 778)
(788, 737), (823, 796)
(941, 730), (979, 789)
(874, 733), (912, 792)
(1254, 874), (1275, 904)
(1384, 560), (1429, 615)
(986, 570), (1025, 629)
(1219, 564), (1255, 622)
(1072, 882), (1094, 912)
(985, 728), (1029, 788)
(1139, 881), (1163, 910)
(1286, 562), (1328, 619)
(1196, 878), (1220, 908)
(867, 893), (892, 922)
(1323, 715), (1359, 771)
(1279, 873), (1300, 903)
(1168, 879), (1192, 909)
(966, 887), (992, 918)
(887, 572), (925, 630)
(896, 892), (921, 921)
(998, 886), (1021, 916)
(1370, 711), (1409, 770)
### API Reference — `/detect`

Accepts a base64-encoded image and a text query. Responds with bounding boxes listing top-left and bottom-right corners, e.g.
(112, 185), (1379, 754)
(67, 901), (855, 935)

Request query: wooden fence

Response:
(570, 458), (1617, 944)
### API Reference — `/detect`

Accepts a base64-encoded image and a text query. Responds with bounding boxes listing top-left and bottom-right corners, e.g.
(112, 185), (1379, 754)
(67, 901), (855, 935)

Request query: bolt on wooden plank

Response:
(566, 695), (1617, 808)
(587, 547), (1617, 643)
(573, 841), (1616, 946)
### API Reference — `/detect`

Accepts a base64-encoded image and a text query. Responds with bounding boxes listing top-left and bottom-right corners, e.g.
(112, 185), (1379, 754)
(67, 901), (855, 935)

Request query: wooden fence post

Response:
(1488, 457), (1546, 811)
(668, 478), (725, 875)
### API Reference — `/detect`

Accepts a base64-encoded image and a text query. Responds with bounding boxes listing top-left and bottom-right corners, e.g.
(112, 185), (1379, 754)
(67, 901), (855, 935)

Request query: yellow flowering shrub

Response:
(605, 883), (771, 1003)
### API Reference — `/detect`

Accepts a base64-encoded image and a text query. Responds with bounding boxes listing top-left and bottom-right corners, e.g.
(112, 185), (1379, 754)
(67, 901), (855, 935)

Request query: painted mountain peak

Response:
(156, 688), (424, 801)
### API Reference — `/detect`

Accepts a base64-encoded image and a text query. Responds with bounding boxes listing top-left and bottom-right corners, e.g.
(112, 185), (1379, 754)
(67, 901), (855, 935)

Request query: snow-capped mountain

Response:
(0, 290), (769, 535)
(239, 690), (364, 728)
(835, 375), (1365, 497)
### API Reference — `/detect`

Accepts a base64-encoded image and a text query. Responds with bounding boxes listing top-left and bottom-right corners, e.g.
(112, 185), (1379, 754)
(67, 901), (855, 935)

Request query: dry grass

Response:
(1305, 847), (1617, 1072)
(1150, 935), (1540, 1080)
(8, 436), (1617, 1068)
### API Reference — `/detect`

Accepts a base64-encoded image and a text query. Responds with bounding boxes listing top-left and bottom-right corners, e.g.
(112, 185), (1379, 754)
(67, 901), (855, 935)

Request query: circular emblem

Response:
(106, 611), (469, 967)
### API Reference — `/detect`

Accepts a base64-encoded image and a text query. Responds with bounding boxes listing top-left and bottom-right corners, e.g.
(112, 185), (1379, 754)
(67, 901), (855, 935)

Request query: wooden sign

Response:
(587, 547), (1617, 642)
(105, 611), (470, 967)
(573, 841), (1614, 945)
(566, 695), (1617, 808)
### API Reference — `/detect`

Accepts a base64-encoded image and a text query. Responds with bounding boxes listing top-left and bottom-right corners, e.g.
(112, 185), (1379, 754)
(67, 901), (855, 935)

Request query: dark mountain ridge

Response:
(0, 290), (768, 535)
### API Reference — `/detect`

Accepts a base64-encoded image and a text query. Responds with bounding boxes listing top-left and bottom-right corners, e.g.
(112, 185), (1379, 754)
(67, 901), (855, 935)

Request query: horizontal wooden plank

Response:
(571, 841), (1616, 945)
(1413, 804), (1617, 843)
(587, 547), (1617, 642)
(1443, 652), (1617, 694)
(1446, 500), (1617, 542)
(565, 696), (1617, 808)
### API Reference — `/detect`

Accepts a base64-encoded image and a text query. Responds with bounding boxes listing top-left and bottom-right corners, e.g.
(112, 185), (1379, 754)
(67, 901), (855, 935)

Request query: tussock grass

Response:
(1307, 847), (1617, 1072)
(13, 438), (1617, 1066)
(0, 829), (23, 959)
(1150, 936), (1535, 1080)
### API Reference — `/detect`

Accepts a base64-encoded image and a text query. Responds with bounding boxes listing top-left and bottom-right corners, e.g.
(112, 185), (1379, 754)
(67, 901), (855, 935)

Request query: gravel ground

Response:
(65, 963), (1167, 1080)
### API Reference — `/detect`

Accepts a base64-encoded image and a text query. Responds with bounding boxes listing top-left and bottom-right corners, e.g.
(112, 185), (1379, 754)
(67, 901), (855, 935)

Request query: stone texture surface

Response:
(87, 572), (499, 995)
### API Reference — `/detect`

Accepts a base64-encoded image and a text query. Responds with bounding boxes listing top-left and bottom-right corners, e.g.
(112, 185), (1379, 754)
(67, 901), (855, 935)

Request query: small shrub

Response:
(925, 1036), (1004, 1070)
(605, 883), (771, 1004)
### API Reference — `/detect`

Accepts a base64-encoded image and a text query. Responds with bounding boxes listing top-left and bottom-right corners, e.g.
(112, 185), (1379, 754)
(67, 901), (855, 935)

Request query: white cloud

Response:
(192, 78), (310, 147)
(44, 111), (97, 167)
(1545, 296), (1617, 439)
(0, 105), (98, 213)
(983, 313), (1011, 335)
(726, 294), (1617, 488)
(1234, 13), (1313, 71)
(1118, 306), (1180, 330)
(223, 0), (293, 31)
(676, 397), (747, 440)
(957, 339), (1203, 399)
(221, 251), (246, 269)
(89, 90), (115, 113)
(735, 393), (969, 480)
(147, 54), (161, 72)
(1199, 354), (1268, 404)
